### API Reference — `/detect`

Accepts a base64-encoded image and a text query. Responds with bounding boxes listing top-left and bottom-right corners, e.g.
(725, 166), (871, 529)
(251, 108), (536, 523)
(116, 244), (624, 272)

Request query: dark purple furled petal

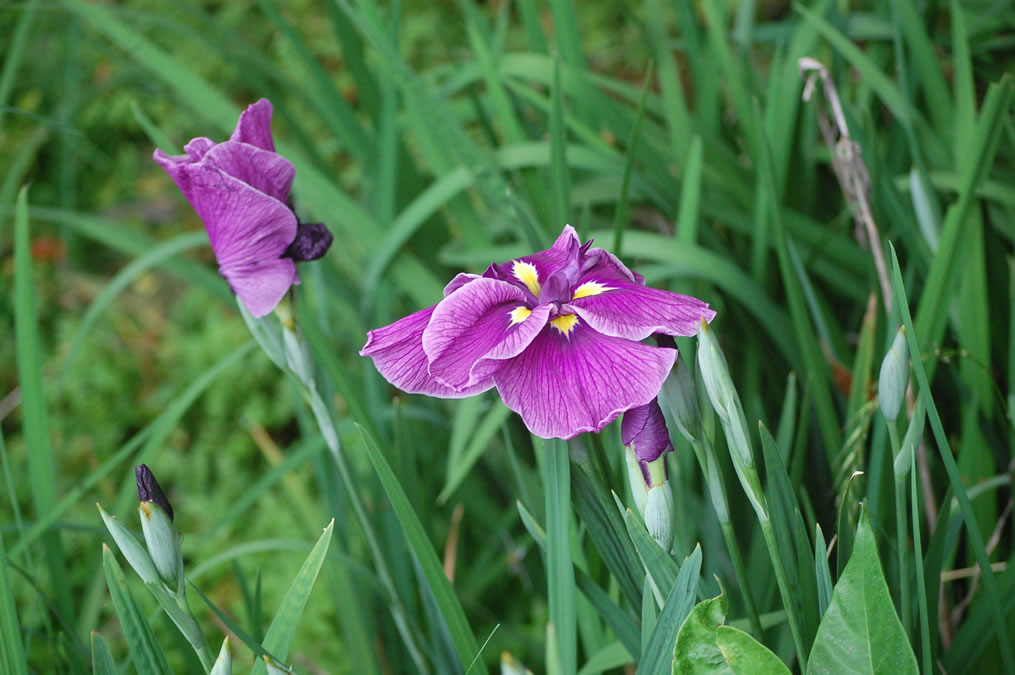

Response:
(285, 223), (332, 261)
(200, 141), (294, 203)
(135, 464), (174, 522)
(229, 99), (277, 152)
(361, 306), (497, 398)
(566, 281), (715, 341)
(621, 399), (673, 464)
(492, 321), (676, 439)
(423, 278), (551, 391)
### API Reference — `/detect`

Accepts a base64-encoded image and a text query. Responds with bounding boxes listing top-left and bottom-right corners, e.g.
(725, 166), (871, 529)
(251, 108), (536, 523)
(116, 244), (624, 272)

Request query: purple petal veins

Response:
(621, 398), (673, 464)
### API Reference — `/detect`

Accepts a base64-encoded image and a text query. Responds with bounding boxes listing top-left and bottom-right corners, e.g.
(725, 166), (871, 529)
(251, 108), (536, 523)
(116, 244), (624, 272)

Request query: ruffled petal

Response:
(201, 141), (294, 203)
(621, 399), (673, 463)
(567, 282), (716, 341)
(443, 272), (481, 297)
(361, 307), (496, 398)
(422, 277), (550, 391)
(493, 322), (676, 439)
(229, 99), (277, 152)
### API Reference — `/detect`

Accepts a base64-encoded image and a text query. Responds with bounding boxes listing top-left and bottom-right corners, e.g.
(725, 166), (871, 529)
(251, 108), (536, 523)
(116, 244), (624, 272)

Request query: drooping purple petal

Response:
(422, 277), (550, 391)
(621, 399), (673, 464)
(567, 282), (716, 341)
(229, 99), (277, 152)
(285, 223), (333, 261)
(361, 306), (496, 398)
(492, 322), (676, 439)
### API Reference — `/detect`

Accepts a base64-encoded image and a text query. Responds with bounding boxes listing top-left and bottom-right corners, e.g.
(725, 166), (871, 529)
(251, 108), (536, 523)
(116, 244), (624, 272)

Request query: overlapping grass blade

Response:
(101, 546), (173, 675)
(636, 545), (701, 675)
(545, 439), (577, 675)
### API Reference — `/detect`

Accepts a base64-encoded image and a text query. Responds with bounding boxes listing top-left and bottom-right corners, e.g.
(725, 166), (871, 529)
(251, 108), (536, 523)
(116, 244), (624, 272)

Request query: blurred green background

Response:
(2, 0), (1014, 672)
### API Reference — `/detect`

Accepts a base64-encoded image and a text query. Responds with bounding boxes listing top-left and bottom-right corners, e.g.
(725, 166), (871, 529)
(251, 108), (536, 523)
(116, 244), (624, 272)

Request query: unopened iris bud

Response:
(97, 504), (160, 585)
(500, 651), (534, 675)
(879, 327), (909, 422)
(625, 447), (649, 515)
(660, 357), (700, 443)
(135, 465), (182, 590)
(695, 319), (732, 422)
(622, 400), (675, 550)
(209, 636), (232, 675)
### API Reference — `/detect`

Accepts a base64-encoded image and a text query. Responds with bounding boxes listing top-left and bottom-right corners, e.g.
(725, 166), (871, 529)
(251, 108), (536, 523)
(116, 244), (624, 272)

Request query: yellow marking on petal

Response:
(508, 306), (532, 326)
(571, 281), (612, 299)
(512, 260), (541, 296)
(550, 314), (579, 337)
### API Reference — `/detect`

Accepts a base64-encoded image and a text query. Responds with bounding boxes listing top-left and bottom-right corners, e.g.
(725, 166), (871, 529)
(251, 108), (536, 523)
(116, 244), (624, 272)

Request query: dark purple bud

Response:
(284, 222), (333, 262)
(135, 464), (174, 522)
(654, 334), (677, 350)
(622, 399), (673, 464)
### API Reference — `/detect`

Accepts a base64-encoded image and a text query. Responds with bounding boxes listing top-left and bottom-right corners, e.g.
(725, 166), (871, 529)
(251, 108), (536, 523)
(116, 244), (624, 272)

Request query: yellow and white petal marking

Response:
(512, 260), (542, 296)
(550, 314), (579, 337)
(508, 306), (532, 326)
(571, 281), (612, 299)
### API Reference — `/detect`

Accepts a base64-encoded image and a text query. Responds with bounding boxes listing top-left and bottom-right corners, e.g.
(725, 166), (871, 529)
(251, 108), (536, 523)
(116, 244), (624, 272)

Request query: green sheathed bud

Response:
(97, 504), (159, 585)
(135, 465), (182, 590)
(660, 357), (700, 443)
(209, 636), (232, 675)
(879, 326), (909, 422)
(500, 651), (534, 675)
(624, 447), (649, 515)
(644, 481), (675, 553)
(695, 320), (732, 422)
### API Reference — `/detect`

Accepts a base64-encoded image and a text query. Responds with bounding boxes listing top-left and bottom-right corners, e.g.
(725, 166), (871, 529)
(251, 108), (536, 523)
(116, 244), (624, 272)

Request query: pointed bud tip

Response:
(285, 222), (333, 261)
(135, 464), (174, 522)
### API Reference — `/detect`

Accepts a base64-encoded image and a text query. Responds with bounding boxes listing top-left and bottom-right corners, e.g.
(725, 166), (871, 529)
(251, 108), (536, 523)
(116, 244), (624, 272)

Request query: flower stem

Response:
(757, 512), (808, 673)
(691, 436), (763, 637)
(888, 421), (910, 637)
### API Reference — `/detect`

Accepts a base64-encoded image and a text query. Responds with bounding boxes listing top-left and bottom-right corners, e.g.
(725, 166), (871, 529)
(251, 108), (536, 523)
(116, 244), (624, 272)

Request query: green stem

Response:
(691, 437), (763, 637)
(888, 422), (910, 637)
(757, 514), (808, 673)
(911, 448), (932, 673)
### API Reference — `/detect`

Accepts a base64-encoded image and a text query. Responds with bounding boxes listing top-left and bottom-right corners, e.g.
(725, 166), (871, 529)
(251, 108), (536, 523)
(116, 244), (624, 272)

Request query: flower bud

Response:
(624, 447), (649, 515)
(500, 651), (534, 675)
(97, 504), (159, 585)
(209, 636), (232, 675)
(135, 465), (182, 590)
(695, 319), (732, 422)
(645, 482), (675, 553)
(621, 399), (673, 466)
(879, 326), (909, 422)
(659, 357), (700, 443)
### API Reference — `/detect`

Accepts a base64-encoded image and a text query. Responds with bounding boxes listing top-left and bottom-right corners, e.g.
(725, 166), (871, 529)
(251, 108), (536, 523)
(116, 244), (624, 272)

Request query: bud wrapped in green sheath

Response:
(879, 326), (909, 422)
(136, 465), (182, 590)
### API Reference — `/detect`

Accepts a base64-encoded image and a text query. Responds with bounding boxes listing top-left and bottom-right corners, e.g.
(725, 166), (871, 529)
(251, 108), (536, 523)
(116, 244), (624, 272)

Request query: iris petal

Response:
(493, 323), (676, 439)
(422, 278), (550, 391)
(567, 282), (715, 340)
(361, 306), (496, 398)
(229, 99), (277, 152)
(621, 398), (673, 464)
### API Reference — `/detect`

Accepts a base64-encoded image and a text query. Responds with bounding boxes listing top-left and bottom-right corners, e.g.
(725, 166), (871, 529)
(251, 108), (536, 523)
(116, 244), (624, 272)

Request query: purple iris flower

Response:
(622, 398), (673, 486)
(361, 226), (716, 439)
(154, 99), (332, 318)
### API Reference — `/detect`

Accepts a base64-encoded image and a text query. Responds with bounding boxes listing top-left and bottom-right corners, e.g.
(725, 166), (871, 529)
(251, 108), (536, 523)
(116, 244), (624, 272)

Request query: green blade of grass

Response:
(612, 64), (653, 256)
(251, 520), (334, 675)
(636, 545), (701, 675)
(550, 59), (572, 230)
(13, 186), (74, 620)
(545, 439), (576, 675)
(624, 506), (679, 608)
(0, 0), (39, 129)
(0, 530), (27, 675)
(90, 631), (119, 675)
(101, 546), (173, 675)
(357, 426), (487, 674)
(888, 244), (1015, 672)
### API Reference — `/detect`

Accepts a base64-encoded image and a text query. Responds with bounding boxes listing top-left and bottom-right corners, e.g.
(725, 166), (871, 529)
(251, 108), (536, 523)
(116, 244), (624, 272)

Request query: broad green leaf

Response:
(251, 520), (334, 674)
(102, 546), (173, 675)
(715, 626), (791, 675)
(672, 590), (790, 675)
(806, 506), (917, 674)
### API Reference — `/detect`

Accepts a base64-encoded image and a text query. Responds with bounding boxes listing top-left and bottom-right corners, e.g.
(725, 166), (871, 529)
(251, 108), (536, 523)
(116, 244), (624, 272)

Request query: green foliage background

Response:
(2, 0), (1014, 672)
